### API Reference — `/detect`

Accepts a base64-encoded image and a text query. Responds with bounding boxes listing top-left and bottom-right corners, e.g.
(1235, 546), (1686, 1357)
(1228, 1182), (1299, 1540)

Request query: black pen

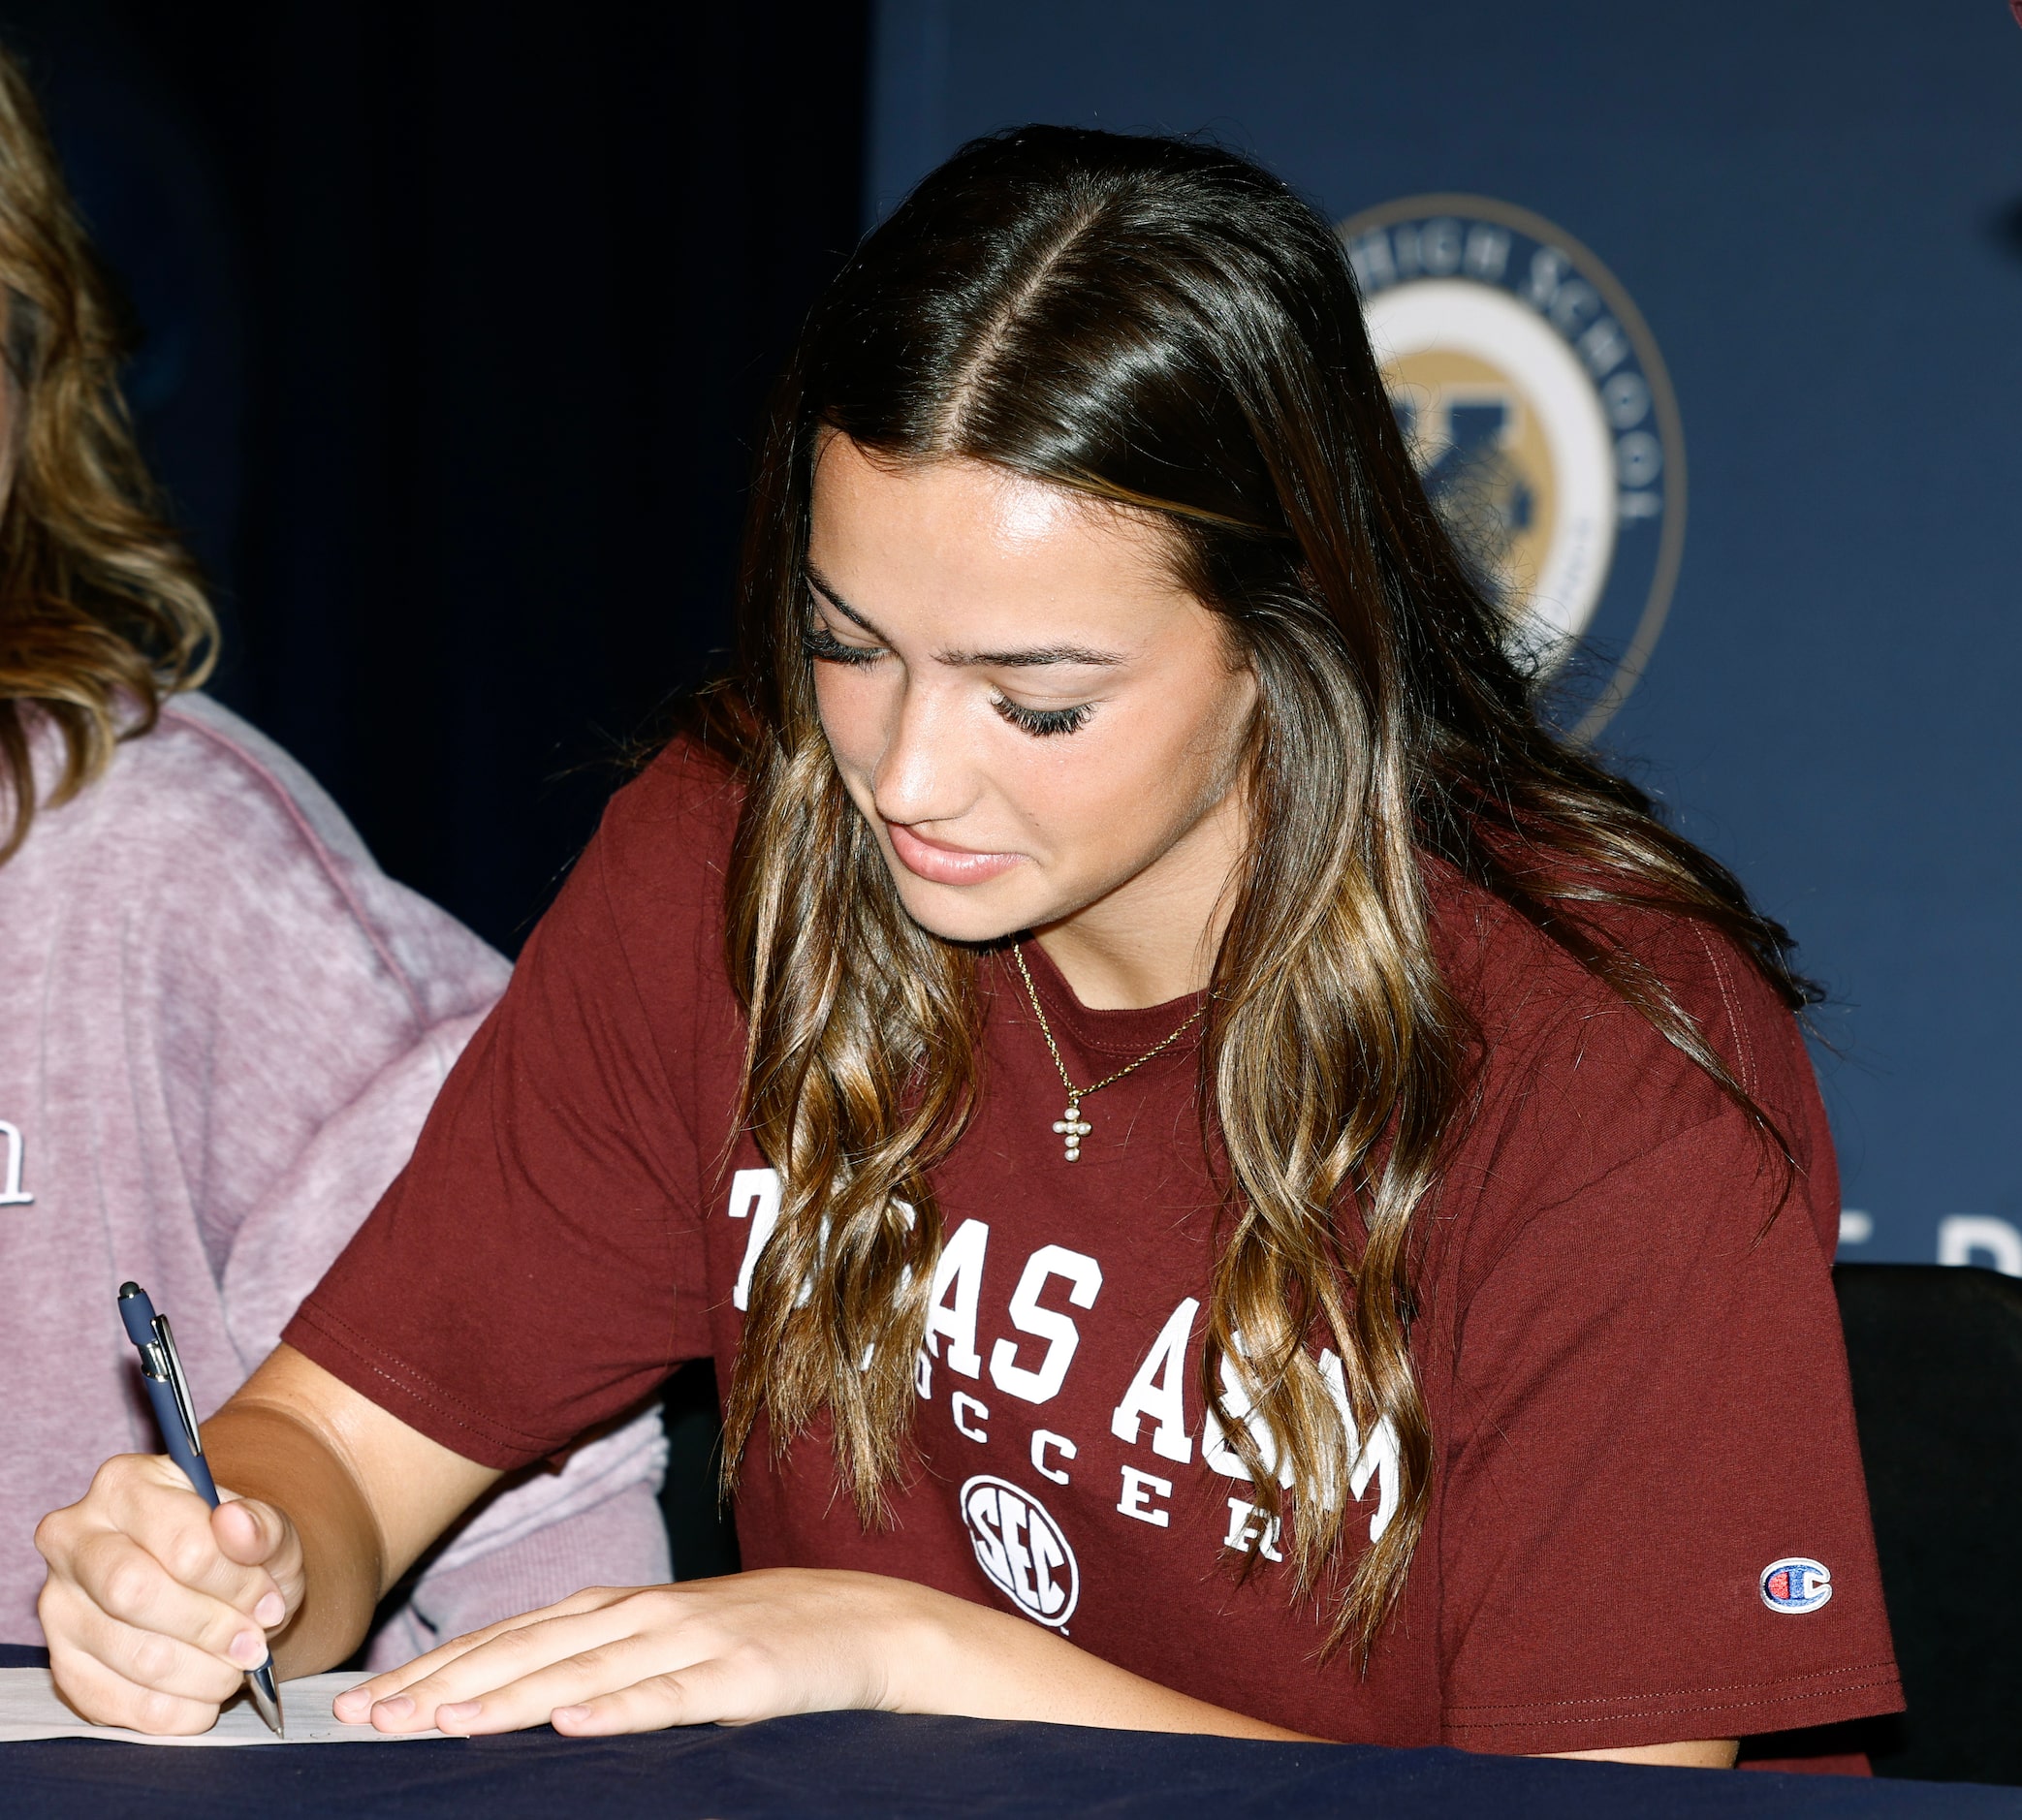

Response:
(117, 1281), (286, 1738)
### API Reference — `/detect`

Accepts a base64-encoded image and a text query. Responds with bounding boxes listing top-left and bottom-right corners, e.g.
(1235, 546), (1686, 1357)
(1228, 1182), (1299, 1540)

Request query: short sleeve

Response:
(284, 760), (726, 1470)
(1436, 1088), (1903, 1753)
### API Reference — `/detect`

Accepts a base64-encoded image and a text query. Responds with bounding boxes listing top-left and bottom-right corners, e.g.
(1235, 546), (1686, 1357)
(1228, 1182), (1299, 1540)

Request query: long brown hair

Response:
(0, 43), (216, 863)
(712, 127), (1812, 1652)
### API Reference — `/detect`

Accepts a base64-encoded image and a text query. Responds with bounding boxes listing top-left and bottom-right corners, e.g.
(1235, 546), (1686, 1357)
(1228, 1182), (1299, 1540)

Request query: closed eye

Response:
(992, 696), (1093, 737)
(803, 621), (884, 667)
(805, 590), (1094, 735)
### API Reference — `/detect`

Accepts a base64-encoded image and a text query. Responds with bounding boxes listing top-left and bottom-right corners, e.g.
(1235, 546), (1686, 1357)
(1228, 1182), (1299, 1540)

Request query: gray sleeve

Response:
(218, 1011), (493, 1370)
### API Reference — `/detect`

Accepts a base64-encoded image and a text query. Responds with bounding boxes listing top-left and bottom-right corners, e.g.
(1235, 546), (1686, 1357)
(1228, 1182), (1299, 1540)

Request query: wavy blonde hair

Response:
(711, 127), (1810, 1656)
(0, 42), (216, 863)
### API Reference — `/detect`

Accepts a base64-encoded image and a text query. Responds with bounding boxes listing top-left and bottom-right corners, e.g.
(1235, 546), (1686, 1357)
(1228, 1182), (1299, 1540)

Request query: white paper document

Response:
(0, 1668), (446, 1745)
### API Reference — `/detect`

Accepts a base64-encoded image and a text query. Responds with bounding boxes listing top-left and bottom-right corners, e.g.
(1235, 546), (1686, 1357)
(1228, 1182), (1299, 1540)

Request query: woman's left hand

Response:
(331, 1569), (936, 1736)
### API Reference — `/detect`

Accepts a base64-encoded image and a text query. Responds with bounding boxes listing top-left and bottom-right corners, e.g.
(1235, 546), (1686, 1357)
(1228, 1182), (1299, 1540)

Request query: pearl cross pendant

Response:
(1053, 1099), (1092, 1163)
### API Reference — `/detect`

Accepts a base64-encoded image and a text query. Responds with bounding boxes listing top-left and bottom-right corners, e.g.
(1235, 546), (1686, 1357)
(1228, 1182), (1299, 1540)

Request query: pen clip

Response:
(152, 1315), (205, 1457)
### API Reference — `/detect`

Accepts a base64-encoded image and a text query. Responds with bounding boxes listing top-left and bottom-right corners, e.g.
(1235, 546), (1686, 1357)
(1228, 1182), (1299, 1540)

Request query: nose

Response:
(869, 673), (977, 830)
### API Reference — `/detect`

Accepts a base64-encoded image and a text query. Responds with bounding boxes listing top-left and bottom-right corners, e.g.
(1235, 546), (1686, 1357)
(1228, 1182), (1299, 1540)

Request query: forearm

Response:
(891, 1580), (1315, 1741)
(892, 1586), (1732, 1761)
(202, 1399), (388, 1677)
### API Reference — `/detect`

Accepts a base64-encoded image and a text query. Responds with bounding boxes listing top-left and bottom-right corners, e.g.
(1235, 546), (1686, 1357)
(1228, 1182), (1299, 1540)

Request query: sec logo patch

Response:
(960, 1474), (1080, 1629)
(1338, 195), (1686, 739)
(1760, 1556), (1834, 1614)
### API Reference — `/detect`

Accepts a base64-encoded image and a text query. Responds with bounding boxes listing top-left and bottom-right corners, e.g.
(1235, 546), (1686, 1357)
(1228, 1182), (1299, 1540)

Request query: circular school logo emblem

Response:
(1760, 1556), (1834, 1614)
(1338, 196), (1686, 738)
(959, 1474), (1080, 1628)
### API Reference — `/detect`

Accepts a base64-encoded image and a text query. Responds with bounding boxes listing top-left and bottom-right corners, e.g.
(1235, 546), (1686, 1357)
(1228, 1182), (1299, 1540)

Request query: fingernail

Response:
(373, 1695), (414, 1720)
(255, 1592), (286, 1627)
(552, 1706), (590, 1726)
(437, 1701), (481, 1727)
(333, 1689), (368, 1719)
(229, 1630), (267, 1668)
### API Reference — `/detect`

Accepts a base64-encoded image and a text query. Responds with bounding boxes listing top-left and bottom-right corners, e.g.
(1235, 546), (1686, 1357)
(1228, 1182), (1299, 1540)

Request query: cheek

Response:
(1112, 663), (1251, 796)
(1036, 674), (1250, 859)
(811, 667), (885, 775)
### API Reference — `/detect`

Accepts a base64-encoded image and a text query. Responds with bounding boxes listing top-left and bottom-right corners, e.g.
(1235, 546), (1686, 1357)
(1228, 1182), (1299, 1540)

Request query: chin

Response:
(887, 873), (1044, 948)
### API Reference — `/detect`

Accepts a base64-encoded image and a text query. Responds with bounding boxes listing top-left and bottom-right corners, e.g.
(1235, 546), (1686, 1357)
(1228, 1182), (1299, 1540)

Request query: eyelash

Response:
(802, 623), (882, 667)
(802, 618), (1095, 738)
(991, 698), (1092, 737)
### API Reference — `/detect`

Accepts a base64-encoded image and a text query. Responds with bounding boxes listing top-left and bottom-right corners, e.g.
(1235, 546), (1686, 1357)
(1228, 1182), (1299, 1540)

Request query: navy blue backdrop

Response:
(0, 0), (869, 973)
(7, 5), (2019, 1277)
(869, 0), (2022, 1274)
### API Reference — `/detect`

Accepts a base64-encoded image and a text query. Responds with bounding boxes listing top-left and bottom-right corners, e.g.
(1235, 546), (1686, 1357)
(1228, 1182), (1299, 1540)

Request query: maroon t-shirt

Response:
(287, 742), (1902, 1757)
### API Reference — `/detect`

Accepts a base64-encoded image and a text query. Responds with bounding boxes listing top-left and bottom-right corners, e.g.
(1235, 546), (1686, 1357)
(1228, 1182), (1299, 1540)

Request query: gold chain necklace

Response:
(1012, 944), (1206, 1163)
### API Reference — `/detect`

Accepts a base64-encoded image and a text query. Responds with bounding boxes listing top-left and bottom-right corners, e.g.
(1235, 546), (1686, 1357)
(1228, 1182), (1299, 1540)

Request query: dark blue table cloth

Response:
(4, 1646), (2014, 1818)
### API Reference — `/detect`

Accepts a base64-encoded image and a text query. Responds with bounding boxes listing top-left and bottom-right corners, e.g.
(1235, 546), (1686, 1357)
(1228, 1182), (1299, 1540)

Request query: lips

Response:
(886, 820), (1025, 886)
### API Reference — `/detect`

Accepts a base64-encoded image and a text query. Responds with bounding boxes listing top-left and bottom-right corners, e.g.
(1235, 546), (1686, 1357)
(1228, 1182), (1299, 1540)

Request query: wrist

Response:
(871, 1575), (977, 1716)
(204, 1399), (385, 1675)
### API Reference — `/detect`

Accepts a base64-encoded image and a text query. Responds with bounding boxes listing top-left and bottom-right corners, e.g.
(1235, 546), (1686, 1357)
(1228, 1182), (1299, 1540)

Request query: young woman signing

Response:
(35, 127), (1900, 1767)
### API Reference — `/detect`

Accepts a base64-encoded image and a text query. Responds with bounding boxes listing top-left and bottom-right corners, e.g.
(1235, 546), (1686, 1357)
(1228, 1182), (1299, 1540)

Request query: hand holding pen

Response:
(105, 1283), (286, 1734)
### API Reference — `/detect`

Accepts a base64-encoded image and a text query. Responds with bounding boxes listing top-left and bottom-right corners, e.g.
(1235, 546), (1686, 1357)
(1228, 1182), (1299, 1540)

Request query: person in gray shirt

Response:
(0, 39), (669, 1663)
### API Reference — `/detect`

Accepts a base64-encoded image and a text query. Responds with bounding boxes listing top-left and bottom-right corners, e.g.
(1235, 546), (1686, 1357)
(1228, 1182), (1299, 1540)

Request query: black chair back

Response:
(1835, 1263), (2022, 1784)
(660, 1359), (742, 1581)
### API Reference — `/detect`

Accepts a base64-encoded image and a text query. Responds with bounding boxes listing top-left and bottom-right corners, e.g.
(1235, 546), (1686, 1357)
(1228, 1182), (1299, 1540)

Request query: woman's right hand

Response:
(35, 1343), (505, 1734)
(34, 1453), (301, 1735)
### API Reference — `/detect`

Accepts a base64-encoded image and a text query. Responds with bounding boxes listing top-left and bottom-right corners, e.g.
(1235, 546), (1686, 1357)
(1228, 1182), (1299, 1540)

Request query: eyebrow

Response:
(805, 565), (1128, 670)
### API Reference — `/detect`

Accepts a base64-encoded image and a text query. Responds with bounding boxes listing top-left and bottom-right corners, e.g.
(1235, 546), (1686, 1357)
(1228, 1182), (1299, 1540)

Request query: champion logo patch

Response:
(1760, 1556), (1833, 1614)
